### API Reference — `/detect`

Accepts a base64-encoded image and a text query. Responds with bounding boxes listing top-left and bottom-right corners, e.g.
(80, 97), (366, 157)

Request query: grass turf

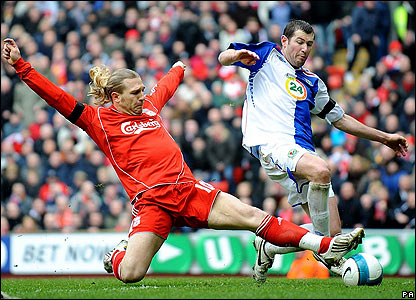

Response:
(1, 275), (415, 299)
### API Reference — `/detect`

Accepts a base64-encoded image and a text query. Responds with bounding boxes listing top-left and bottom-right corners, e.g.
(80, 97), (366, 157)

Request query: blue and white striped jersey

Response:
(229, 41), (344, 152)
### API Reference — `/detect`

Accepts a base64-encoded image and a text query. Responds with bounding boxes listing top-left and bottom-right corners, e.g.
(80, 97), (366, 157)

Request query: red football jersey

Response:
(13, 58), (196, 207)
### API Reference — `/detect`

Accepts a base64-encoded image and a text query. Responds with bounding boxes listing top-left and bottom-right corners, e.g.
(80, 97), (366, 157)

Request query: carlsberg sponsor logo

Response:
(121, 120), (161, 135)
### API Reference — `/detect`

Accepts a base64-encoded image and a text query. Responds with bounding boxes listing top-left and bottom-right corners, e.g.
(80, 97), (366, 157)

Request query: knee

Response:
(120, 265), (147, 283)
(311, 163), (331, 184)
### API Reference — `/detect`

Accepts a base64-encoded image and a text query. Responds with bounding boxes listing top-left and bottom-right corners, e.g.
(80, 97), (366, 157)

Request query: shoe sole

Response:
(252, 238), (273, 284)
(348, 228), (365, 251)
(312, 252), (345, 276)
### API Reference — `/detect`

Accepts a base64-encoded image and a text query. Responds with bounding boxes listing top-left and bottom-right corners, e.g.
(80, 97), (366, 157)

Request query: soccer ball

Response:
(342, 253), (383, 286)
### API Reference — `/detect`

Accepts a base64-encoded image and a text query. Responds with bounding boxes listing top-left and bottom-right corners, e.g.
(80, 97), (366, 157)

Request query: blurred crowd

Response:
(1, 1), (415, 236)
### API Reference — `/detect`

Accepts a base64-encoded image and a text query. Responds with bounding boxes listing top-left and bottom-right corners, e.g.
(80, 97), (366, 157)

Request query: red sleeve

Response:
(147, 66), (184, 111)
(12, 58), (90, 128)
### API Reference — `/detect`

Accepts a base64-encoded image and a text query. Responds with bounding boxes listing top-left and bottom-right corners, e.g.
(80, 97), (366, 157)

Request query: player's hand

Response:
(235, 49), (259, 66)
(384, 133), (408, 157)
(172, 61), (186, 70)
(2, 38), (21, 65)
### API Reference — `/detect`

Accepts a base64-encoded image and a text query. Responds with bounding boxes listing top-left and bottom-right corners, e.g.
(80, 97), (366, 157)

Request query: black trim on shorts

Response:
(67, 102), (85, 124)
(317, 97), (336, 119)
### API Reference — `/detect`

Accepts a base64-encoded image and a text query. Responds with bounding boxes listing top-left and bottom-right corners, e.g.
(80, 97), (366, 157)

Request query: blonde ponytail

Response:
(88, 66), (140, 106)
(88, 66), (112, 106)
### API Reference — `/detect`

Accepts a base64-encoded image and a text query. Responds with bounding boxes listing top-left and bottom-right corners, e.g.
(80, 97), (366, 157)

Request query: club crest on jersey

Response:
(285, 77), (307, 100)
(121, 120), (161, 135)
(132, 216), (141, 227)
(142, 108), (156, 116)
(288, 149), (298, 158)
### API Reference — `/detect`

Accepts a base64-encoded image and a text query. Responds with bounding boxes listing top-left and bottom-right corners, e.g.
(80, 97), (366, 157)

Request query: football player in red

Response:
(3, 38), (364, 283)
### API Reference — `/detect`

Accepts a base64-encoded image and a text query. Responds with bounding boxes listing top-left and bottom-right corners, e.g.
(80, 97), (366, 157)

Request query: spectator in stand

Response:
(263, 196), (278, 217)
(400, 97), (415, 134)
(79, 148), (105, 185)
(87, 211), (104, 232)
(27, 108), (49, 142)
(378, 149), (409, 199)
(42, 212), (60, 232)
(114, 211), (132, 233)
(392, 190), (415, 228)
(243, 17), (268, 45)
(382, 40), (408, 76)
(5, 201), (23, 231)
(346, 1), (384, 76)
(188, 136), (210, 179)
(390, 174), (414, 210)
(307, 1), (342, 65)
(337, 181), (360, 228)
(45, 150), (66, 183)
(8, 182), (32, 215)
(12, 55), (53, 127)
(398, 69), (415, 101)
(211, 80), (229, 108)
(2, 113), (24, 139)
(277, 196), (294, 222)
(235, 181), (252, 200)
(175, 9), (206, 57)
(1, 75), (14, 131)
(229, 1), (261, 30)
(1, 160), (21, 201)
(356, 164), (382, 196)
(205, 120), (237, 192)
(104, 198), (124, 230)
(50, 42), (68, 86)
(1, 215), (10, 235)
(23, 169), (42, 199)
(38, 169), (70, 211)
(372, 60), (389, 90)
(266, 23), (283, 46)
(189, 43), (210, 82)
(27, 197), (46, 229)
(267, 2), (292, 33)
(374, 1), (391, 62)
(69, 180), (102, 217)
(356, 193), (376, 228)
(14, 215), (39, 233)
(67, 213), (84, 232)
(54, 194), (73, 230)
(219, 16), (249, 51)
(34, 124), (55, 162)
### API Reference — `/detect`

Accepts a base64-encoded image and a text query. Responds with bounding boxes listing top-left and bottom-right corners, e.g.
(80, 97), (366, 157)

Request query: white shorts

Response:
(248, 143), (335, 207)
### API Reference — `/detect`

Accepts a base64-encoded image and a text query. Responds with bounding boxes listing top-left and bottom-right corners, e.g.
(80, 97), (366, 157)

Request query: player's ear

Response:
(111, 91), (120, 103)
(281, 35), (289, 47)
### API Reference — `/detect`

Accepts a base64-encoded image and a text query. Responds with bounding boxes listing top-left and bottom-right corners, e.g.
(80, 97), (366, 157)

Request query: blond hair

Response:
(88, 66), (140, 106)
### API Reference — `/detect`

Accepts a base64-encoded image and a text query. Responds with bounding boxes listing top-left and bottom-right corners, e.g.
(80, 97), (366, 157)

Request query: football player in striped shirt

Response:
(218, 19), (408, 282)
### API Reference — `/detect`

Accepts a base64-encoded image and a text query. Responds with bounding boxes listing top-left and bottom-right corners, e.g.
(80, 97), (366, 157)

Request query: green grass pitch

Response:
(1, 275), (415, 299)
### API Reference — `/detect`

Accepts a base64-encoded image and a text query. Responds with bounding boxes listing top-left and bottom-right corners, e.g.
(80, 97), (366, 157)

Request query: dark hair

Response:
(283, 19), (314, 40)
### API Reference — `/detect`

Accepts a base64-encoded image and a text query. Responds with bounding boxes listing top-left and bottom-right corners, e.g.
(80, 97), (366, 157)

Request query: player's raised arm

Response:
(332, 114), (408, 157)
(2, 38), (87, 127)
(147, 61), (186, 111)
(218, 48), (259, 66)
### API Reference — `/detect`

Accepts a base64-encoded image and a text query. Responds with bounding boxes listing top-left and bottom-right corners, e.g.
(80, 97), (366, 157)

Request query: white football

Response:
(342, 253), (383, 286)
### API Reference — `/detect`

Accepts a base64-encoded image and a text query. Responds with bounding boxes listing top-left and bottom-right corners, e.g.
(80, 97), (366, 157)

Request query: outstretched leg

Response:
(208, 192), (363, 283)
(256, 196), (344, 277)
